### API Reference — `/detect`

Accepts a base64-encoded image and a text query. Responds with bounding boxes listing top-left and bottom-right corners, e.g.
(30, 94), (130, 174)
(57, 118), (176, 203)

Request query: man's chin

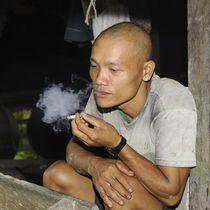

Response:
(95, 99), (115, 109)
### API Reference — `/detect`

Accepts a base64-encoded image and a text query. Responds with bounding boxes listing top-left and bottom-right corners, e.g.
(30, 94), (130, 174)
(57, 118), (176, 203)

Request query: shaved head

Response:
(93, 22), (152, 61)
(90, 22), (155, 111)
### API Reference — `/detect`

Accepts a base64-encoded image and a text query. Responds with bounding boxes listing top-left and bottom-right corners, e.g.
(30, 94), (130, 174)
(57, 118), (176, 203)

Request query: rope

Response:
(84, 0), (97, 25)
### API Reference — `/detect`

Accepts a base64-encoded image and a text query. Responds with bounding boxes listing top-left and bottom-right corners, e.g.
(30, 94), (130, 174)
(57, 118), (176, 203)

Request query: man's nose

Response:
(94, 69), (108, 85)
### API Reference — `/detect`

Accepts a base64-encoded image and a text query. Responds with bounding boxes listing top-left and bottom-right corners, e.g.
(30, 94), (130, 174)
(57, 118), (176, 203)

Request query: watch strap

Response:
(106, 136), (127, 156)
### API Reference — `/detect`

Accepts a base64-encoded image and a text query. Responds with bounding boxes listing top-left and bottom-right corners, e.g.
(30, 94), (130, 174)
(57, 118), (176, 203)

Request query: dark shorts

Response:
(94, 186), (105, 210)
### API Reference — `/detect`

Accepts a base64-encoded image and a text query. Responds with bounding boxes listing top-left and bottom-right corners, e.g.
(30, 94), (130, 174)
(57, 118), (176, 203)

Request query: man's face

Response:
(89, 37), (144, 109)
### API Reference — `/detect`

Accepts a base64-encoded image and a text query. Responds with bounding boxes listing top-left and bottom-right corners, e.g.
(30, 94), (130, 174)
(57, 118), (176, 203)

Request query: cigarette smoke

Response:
(36, 75), (92, 132)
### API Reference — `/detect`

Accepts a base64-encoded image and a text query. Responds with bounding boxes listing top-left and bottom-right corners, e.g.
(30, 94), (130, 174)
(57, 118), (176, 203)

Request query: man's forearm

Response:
(118, 144), (189, 206)
(66, 137), (99, 176)
(119, 145), (170, 197)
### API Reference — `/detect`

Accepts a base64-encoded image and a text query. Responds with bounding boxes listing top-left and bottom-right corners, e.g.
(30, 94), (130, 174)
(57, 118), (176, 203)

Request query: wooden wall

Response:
(188, 0), (210, 209)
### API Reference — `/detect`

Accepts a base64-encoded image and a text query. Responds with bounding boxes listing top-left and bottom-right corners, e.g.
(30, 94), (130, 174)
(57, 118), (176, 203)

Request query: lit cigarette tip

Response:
(67, 114), (76, 120)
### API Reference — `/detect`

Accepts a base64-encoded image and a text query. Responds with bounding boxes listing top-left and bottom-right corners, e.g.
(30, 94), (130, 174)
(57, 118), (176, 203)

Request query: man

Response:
(43, 22), (197, 210)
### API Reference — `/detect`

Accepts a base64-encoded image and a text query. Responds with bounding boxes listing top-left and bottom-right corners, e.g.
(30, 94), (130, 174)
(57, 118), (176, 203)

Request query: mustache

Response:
(92, 85), (112, 93)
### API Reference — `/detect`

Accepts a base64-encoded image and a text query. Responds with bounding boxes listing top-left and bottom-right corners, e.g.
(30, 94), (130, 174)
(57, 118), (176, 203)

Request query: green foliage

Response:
(14, 150), (37, 160)
(13, 109), (38, 160)
(13, 109), (32, 120)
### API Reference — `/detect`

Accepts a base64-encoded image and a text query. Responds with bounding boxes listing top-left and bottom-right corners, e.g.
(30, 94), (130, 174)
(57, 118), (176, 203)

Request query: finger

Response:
(108, 176), (132, 200)
(75, 113), (86, 127)
(79, 113), (93, 128)
(80, 112), (103, 127)
(71, 118), (81, 136)
(71, 119), (94, 145)
(78, 113), (88, 125)
(103, 182), (124, 206)
(97, 186), (113, 208)
(115, 172), (133, 193)
(116, 161), (134, 176)
(75, 113), (94, 137)
(71, 118), (87, 138)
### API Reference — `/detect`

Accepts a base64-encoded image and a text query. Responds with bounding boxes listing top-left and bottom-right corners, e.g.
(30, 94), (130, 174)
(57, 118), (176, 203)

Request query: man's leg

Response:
(104, 175), (164, 210)
(43, 160), (95, 203)
(43, 161), (164, 210)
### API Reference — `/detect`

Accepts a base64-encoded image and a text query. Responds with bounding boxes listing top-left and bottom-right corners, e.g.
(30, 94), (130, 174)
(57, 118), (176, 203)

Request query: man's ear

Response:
(142, 60), (155, 82)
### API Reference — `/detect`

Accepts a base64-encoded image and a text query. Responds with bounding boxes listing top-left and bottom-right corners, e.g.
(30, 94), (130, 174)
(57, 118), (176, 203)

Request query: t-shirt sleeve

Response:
(152, 109), (197, 167)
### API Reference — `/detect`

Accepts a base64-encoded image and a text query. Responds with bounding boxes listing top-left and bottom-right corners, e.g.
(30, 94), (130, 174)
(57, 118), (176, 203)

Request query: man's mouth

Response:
(94, 90), (111, 98)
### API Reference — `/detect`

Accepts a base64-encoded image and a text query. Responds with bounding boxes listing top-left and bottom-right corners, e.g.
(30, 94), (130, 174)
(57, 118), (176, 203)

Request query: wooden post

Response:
(0, 173), (98, 210)
(188, 0), (210, 209)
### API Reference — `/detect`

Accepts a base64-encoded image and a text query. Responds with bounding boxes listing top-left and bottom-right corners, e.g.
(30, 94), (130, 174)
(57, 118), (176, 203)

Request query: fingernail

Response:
(127, 195), (131, 199)
(81, 112), (87, 117)
(129, 171), (134, 175)
(119, 200), (124, 205)
(108, 203), (112, 208)
(129, 188), (133, 192)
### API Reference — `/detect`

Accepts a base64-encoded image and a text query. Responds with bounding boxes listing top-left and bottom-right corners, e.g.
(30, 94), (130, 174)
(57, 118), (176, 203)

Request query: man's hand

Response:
(71, 112), (121, 147)
(88, 157), (134, 207)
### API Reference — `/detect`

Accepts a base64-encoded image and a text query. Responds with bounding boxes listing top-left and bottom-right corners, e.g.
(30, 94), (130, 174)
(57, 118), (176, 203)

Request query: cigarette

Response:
(67, 114), (76, 120)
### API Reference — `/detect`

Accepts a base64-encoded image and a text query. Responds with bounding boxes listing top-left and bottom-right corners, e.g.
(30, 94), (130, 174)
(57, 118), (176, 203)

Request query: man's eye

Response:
(110, 69), (117, 72)
(90, 64), (96, 68)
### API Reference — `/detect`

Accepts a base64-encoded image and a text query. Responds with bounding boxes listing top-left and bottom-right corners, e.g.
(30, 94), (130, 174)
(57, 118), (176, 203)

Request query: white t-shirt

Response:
(85, 73), (197, 210)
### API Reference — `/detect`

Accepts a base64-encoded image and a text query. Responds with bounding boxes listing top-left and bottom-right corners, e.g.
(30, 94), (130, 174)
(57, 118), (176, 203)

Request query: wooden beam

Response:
(0, 172), (98, 210)
(188, 0), (210, 209)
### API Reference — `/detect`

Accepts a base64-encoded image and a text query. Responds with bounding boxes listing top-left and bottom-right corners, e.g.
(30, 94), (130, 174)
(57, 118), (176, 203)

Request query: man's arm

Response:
(66, 137), (135, 208)
(66, 136), (97, 175)
(76, 112), (192, 207)
(118, 144), (190, 206)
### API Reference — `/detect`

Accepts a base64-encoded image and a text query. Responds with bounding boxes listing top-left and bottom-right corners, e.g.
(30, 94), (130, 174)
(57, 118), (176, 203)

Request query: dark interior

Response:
(0, 0), (187, 185)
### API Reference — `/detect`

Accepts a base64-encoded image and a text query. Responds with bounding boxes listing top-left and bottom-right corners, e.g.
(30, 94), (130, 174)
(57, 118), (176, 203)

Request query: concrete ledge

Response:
(0, 173), (98, 210)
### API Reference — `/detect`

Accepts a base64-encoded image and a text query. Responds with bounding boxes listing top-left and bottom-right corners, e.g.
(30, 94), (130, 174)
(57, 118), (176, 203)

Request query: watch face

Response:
(105, 147), (115, 156)
(105, 136), (127, 157)
(106, 145), (121, 156)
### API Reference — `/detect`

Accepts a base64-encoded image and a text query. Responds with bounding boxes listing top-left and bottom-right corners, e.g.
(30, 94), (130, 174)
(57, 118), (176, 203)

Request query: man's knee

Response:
(43, 160), (75, 190)
(105, 176), (163, 210)
(43, 160), (95, 202)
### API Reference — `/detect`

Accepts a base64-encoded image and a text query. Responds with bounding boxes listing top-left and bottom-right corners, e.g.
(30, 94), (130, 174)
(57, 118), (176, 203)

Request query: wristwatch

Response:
(106, 136), (127, 157)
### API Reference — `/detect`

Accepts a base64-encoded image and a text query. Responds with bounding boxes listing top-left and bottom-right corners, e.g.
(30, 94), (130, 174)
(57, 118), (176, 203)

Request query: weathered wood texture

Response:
(188, 0), (210, 209)
(0, 173), (98, 210)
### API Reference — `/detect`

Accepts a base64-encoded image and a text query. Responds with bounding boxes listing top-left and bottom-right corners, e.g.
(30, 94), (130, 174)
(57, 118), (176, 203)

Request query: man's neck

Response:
(119, 81), (151, 121)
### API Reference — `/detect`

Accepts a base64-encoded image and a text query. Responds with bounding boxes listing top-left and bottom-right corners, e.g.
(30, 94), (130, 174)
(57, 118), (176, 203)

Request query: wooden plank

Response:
(188, 0), (210, 209)
(0, 173), (98, 210)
